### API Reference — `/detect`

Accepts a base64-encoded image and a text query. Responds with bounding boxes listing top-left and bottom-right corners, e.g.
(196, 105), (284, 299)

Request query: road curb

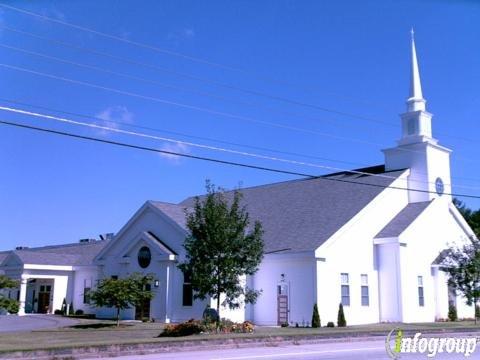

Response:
(1, 328), (480, 359)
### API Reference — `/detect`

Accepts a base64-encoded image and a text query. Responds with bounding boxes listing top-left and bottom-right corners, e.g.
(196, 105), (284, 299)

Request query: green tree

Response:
(89, 273), (154, 326)
(0, 275), (19, 314)
(311, 303), (321, 328)
(179, 181), (264, 323)
(454, 199), (480, 238)
(337, 303), (346, 327)
(442, 235), (480, 324)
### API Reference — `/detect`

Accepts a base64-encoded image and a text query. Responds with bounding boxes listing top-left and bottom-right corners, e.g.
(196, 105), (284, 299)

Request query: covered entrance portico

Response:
(17, 273), (69, 315)
(0, 251), (72, 315)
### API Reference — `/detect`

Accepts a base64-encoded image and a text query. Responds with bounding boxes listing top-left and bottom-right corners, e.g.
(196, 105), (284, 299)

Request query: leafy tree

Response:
(448, 303), (457, 322)
(337, 303), (346, 327)
(311, 303), (321, 328)
(89, 273), (154, 326)
(454, 199), (480, 238)
(179, 181), (264, 323)
(0, 275), (19, 314)
(444, 201), (480, 324)
(442, 235), (480, 324)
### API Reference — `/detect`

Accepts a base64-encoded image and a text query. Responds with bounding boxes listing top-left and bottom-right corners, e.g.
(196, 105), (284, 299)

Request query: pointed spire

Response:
(407, 28), (426, 112)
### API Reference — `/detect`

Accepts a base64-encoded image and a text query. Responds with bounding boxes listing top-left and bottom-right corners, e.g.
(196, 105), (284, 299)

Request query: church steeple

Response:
(399, 29), (433, 146)
(407, 29), (426, 112)
(383, 30), (452, 203)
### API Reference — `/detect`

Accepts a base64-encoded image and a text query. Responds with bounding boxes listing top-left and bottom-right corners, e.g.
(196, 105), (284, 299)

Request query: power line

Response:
(0, 24), (477, 147)
(0, 42), (387, 131)
(4, 97), (480, 185)
(0, 62), (476, 165)
(0, 25), (397, 127)
(0, 97), (367, 168)
(3, 104), (480, 192)
(1, 118), (480, 200)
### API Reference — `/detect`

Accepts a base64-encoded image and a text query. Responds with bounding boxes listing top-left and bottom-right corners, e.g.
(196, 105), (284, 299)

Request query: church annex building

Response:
(0, 35), (476, 326)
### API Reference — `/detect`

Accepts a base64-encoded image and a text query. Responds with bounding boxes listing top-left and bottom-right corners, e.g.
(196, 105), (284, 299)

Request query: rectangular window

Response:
(83, 279), (92, 305)
(361, 274), (369, 306)
(341, 273), (350, 306)
(83, 288), (91, 304)
(418, 276), (424, 307)
(182, 271), (193, 306)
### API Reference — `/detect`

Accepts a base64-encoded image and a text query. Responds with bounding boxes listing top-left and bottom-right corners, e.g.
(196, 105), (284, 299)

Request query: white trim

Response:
(24, 264), (73, 271)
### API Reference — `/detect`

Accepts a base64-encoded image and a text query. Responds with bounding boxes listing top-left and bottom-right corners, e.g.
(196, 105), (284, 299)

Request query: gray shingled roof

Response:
(375, 201), (432, 239)
(149, 201), (189, 230)
(0, 240), (109, 267)
(174, 166), (407, 253)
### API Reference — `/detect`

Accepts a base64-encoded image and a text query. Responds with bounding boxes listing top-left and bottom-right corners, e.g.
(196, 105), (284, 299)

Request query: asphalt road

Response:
(0, 314), (78, 332)
(91, 339), (478, 360)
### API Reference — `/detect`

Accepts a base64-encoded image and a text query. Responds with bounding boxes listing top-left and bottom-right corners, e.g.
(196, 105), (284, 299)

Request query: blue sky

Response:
(1, 0), (479, 250)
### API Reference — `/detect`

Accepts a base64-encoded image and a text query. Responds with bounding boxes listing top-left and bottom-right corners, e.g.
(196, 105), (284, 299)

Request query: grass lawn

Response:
(0, 319), (479, 353)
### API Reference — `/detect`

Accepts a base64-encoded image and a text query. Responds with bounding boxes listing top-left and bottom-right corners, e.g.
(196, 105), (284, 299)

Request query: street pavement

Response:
(0, 314), (78, 332)
(90, 339), (479, 359)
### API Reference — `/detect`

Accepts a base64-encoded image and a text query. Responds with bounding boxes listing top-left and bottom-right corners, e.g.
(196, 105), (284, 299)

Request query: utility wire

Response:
(4, 97), (480, 185)
(0, 42), (387, 131)
(1, 25), (477, 147)
(0, 62), (475, 164)
(3, 104), (480, 192)
(1, 118), (480, 200)
(0, 97), (367, 168)
(0, 25), (398, 127)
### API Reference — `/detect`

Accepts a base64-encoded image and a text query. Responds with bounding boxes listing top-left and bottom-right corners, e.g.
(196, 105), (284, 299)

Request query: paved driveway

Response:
(0, 314), (79, 332)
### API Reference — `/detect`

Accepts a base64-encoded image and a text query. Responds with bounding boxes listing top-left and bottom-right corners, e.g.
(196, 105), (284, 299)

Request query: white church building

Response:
(0, 34), (476, 325)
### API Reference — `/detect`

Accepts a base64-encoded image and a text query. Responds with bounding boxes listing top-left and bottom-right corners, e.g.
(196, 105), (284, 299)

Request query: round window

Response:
(138, 246), (151, 268)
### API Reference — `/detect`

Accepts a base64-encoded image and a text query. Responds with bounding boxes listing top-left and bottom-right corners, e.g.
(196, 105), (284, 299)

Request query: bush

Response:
(448, 304), (458, 322)
(54, 309), (63, 315)
(159, 319), (204, 337)
(68, 302), (75, 316)
(280, 322), (289, 327)
(75, 309), (84, 316)
(61, 298), (67, 315)
(311, 303), (321, 328)
(337, 303), (346, 327)
(202, 306), (219, 324)
(327, 321), (335, 328)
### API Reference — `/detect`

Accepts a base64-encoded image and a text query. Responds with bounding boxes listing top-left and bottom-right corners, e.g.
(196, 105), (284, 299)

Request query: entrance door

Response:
(37, 285), (51, 314)
(135, 283), (151, 320)
(277, 283), (289, 325)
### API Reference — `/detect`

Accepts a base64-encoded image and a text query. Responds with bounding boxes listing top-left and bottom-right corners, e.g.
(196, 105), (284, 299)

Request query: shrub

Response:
(448, 304), (458, 322)
(54, 309), (63, 315)
(75, 309), (84, 316)
(311, 303), (321, 328)
(280, 322), (289, 327)
(158, 319), (203, 337)
(327, 321), (335, 328)
(337, 303), (346, 327)
(202, 306), (219, 324)
(68, 302), (75, 316)
(61, 298), (67, 315)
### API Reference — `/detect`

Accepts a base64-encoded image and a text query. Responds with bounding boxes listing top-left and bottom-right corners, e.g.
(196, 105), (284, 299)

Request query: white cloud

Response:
(93, 105), (134, 135)
(159, 142), (190, 165)
(167, 27), (196, 46)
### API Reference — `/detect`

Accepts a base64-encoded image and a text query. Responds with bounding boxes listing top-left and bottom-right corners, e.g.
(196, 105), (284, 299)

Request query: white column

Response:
(17, 278), (28, 316)
(165, 264), (171, 323)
